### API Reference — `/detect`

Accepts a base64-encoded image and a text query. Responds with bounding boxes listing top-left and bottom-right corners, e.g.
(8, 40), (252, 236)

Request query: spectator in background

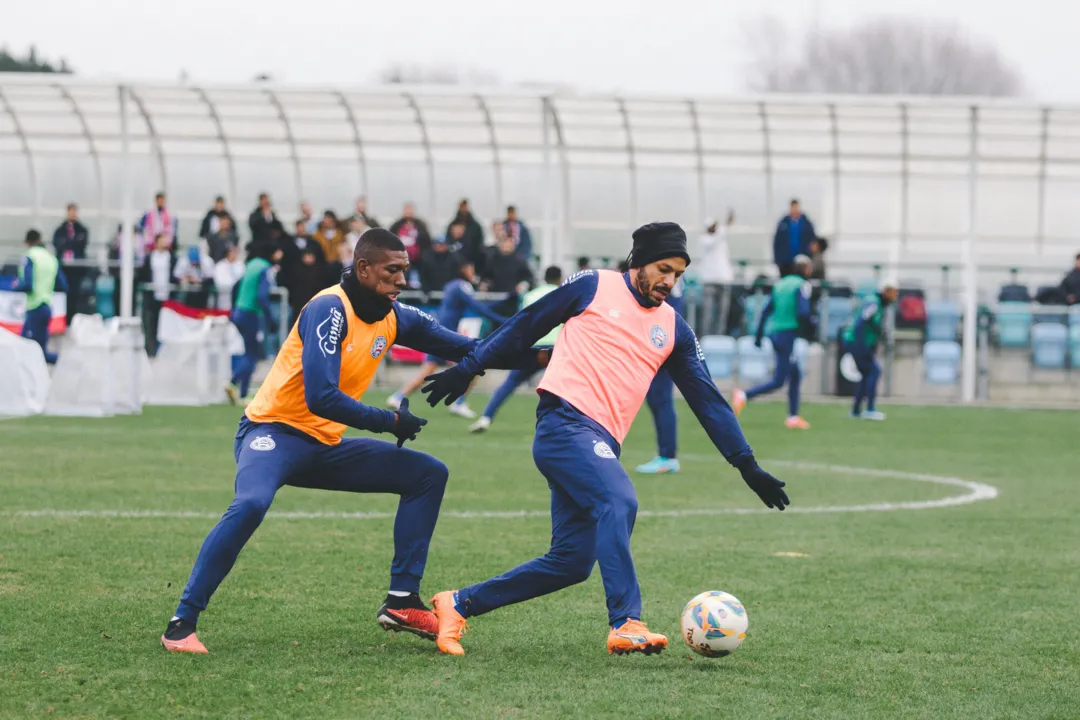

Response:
(53, 203), (90, 323)
(483, 232), (534, 318)
(322, 238), (353, 290)
(420, 235), (464, 293)
(299, 201), (319, 235)
(205, 214), (239, 264)
(809, 237), (829, 281)
(287, 244), (326, 326)
(773, 199), (815, 276)
(389, 202), (432, 266)
(446, 198), (485, 273)
(698, 212), (736, 335)
(173, 245), (215, 308)
(312, 210), (342, 264)
(350, 195), (380, 229)
(577, 256), (591, 272)
(344, 215), (368, 250)
(10, 228), (68, 364)
(141, 192), (177, 253)
(138, 234), (176, 355)
(200, 196), (236, 241)
(1051, 252), (1080, 305)
(53, 203), (89, 264)
(213, 244), (245, 311)
(249, 193), (284, 245)
(503, 205), (533, 262)
(277, 218), (325, 301)
(226, 242), (282, 403)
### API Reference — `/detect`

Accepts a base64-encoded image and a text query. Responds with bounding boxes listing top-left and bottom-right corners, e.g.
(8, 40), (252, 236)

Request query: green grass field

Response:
(1, 395), (1079, 719)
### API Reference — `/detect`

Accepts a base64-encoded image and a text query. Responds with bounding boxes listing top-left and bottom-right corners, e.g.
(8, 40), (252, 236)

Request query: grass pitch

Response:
(1, 395), (1078, 719)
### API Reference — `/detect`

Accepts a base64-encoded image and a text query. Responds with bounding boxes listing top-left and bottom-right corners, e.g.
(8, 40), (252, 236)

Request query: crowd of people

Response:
(101, 191), (539, 324)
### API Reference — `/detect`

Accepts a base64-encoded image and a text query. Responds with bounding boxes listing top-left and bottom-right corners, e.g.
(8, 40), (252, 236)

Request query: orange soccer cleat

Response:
(607, 619), (668, 656)
(430, 591), (469, 656)
(731, 389), (747, 418)
(785, 415), (811, 430)
(161, 618), (208, 654)
(377, 600), (439, 641)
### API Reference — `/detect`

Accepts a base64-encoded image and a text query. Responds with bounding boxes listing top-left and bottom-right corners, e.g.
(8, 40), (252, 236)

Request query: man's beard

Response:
(635, 267), (663, 307)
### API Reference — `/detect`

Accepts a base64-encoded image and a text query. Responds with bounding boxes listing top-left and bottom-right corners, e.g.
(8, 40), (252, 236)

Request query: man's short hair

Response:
(544, 265), (562, 285)
(577, 255), (590, 269)
(25, 229), (42, 245)
(66, 202), (77, 211)
(507, 205), (516, 213)
(1075, 251), (1080, 261)
(155, 192), (166, 200)
(790, 198), (799, 205)
(354, 228), (406, 264)
(215, 195), (225, 203)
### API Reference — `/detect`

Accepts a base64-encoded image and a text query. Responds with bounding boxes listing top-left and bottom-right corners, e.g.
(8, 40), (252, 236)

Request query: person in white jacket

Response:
(213, 244), (246, 310)
(698, 212), (735, 334)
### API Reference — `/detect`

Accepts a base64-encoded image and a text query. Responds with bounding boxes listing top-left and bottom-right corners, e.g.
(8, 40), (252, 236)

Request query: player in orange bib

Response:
(421, 223), (790, 656)
(161, 229), (534, 654)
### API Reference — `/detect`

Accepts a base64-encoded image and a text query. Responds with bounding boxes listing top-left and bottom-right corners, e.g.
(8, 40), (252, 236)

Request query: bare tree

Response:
(377, 62), (500, 86)
(743, 16), (1023, 96)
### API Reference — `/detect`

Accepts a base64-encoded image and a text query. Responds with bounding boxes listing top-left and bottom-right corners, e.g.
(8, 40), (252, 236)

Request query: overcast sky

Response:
(4, 0), (1080, 101)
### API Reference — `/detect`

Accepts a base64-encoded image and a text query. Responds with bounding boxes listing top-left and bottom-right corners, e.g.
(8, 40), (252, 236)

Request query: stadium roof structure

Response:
(2, 73), (1078, 277)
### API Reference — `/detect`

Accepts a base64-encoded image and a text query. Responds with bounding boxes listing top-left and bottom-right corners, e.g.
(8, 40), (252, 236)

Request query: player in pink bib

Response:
(422, 222), (790, 656)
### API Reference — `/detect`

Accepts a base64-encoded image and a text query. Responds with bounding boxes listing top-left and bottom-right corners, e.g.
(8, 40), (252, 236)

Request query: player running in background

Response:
(226, 242), (282, 403)
(161, 229), (533, 654)
(10, 229), (68, 364)
(842, 280), (898, 421)
(731, 255), (815, 429)
(388, 259), (506, 420)
(469, 265), (563, 434)
(635, 275), (686, 474)
(421, 222), (789, 657)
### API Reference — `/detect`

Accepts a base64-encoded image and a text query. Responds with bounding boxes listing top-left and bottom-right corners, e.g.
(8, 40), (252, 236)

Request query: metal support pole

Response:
(119, 85), (136, 319)
(961, 107), (979, 403)
(541, 97), (555, 270)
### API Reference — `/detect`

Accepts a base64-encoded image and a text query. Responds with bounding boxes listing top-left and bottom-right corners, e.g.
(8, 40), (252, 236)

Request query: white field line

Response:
(3, 461), (998, 521)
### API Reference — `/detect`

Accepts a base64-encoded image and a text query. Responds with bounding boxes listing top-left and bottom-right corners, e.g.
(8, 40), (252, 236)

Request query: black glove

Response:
(739, 462), (789, 511)
(392, 398), (428, 448)
(421, 364), (480, 407)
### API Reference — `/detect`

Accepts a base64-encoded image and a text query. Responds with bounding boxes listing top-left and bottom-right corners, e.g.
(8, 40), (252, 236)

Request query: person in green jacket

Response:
(732, 255), (815, 429)
(841, 280), (898, 421)
(10, 229), (68, 364)
(469, 265), (563, 433)
(226, 242), (282, 403)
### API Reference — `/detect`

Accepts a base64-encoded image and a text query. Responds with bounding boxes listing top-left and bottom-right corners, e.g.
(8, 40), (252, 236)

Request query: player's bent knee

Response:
(232, 492), (274, 521)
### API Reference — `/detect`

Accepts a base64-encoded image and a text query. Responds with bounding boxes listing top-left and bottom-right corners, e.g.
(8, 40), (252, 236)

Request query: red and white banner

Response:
(0, 291), (68, 335)
(158, 300), (244, 354)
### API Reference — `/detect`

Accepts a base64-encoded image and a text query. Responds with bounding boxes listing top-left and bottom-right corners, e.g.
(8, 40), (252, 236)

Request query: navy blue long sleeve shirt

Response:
(457, 270), (755, 468)
(296, 295), (482, 434)
(436, 278), (506, 330)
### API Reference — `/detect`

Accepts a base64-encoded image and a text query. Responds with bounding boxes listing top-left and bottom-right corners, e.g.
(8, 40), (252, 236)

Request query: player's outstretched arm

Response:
(421, 270), (600, 407)
(299, 295), (422, 444)
(394, 303), (547, 371)
(754, 297), (774, 347)
(664, 314), (790, 511)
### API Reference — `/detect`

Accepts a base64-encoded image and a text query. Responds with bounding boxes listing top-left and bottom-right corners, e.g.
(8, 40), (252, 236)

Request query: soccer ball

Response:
(680, 590), (749, 658)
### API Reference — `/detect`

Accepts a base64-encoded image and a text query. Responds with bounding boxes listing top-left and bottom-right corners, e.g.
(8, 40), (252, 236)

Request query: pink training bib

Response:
(538, 270), (677, 444)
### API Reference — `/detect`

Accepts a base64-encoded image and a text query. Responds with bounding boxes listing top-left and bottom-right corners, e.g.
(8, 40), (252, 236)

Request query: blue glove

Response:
(392, 398), (428, 448)
(421, 364), (481, 407)
(739, 462), (790, 511)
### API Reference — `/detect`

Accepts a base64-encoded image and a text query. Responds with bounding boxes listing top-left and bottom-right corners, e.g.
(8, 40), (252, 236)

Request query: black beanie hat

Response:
(628, 222), (691, 269)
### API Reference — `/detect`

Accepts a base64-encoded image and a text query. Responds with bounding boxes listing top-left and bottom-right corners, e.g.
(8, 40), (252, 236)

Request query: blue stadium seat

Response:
(925, 300), (960, 342)
(737, 335), (773, 383)
(923, 340), (962, 384)
(1069, 325), (1080, 367)
(825, 296), (854, 340)
(1031, 323), (1068, 369)
(1069, 306), (1080, 328)
(996, 302), (1033, 347)
(700, 335), (736, 380)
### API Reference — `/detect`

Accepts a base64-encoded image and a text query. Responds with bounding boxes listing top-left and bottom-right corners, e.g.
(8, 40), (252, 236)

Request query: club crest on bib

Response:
(371, 335), (388, 359)
(250, 435), (276, 451)
(649, 324), (668, 349)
